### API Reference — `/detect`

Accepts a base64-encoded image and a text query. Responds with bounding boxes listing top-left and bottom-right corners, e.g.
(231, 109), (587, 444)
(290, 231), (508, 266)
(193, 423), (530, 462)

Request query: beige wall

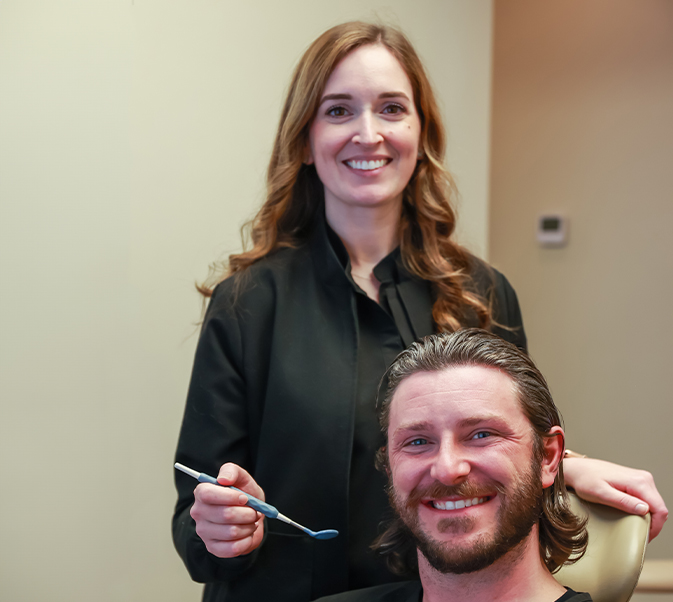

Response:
(0, 1), (494, 600)
(490, 2), (673, 598)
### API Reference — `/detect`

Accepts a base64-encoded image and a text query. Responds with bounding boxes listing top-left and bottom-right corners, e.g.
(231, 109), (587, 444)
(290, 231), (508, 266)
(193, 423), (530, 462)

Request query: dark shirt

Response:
(315, 582), (593, 602)
(326, 226), (436, 588)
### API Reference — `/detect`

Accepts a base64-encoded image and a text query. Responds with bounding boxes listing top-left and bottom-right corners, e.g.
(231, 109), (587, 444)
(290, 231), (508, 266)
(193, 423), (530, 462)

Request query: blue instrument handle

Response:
(196, 472), (279, 519)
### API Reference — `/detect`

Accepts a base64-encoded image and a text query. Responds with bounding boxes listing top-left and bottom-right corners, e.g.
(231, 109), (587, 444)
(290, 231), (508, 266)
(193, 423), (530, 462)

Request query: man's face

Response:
(386, 365), (559, 574)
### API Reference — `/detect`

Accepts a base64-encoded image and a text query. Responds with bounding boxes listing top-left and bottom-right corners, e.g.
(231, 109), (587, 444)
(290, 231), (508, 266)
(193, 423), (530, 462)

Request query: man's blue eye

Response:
(473, 431), (491, 440)
(409, 438), (427, 446)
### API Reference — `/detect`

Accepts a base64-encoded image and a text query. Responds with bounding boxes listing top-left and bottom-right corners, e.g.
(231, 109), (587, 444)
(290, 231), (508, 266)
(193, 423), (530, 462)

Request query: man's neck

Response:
(418, 531), (567, 602)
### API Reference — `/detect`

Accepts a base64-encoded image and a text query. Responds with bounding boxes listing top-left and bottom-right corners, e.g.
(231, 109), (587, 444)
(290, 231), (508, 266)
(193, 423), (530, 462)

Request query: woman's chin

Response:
(324, 190), (404, 213)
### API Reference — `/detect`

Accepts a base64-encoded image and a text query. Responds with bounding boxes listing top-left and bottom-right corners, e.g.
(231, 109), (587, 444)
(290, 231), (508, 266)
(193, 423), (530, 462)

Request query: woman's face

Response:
(308, 44), (421, 215)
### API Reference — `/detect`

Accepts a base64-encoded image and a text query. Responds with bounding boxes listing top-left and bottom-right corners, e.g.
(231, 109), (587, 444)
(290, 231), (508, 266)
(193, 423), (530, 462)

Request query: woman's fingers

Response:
(216, 462), (265, 500)
(606, 470), (668, 541)
(564, 457), (669, 541)
(189, 463), (267, 558)
(193, 501), (261, 541)
(201, 516), (265, 558)
(194, 480), (259, 510)
(192, 484), (260, 522)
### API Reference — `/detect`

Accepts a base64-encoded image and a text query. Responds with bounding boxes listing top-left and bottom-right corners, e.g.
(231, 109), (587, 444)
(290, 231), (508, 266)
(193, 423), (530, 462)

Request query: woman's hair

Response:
(200, 21), (492, 333)
(373, 329), (588, 575)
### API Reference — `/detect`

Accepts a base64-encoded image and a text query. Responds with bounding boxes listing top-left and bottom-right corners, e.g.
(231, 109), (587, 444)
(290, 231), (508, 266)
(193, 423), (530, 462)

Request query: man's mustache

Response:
(405, 480), (506, 508)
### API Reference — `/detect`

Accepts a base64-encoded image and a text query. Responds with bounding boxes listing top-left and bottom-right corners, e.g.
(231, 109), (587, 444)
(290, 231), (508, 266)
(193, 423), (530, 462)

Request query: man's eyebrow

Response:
(392, 421), (433, 437)
(318, 91), (411, 104)
(457, 415), (502, 428)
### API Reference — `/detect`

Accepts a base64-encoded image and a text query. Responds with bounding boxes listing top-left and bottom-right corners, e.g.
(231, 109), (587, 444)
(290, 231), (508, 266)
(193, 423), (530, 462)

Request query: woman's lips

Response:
(344, 158), (392, 171)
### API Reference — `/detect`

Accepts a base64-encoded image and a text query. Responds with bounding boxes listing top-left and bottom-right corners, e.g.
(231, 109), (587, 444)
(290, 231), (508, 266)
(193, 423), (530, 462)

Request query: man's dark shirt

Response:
(315, 582), (593, 602)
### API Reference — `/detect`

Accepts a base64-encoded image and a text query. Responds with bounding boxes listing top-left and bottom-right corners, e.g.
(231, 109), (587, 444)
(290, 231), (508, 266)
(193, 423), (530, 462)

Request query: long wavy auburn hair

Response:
(199, 21), (492, 332)
(373, 329), (588, 575)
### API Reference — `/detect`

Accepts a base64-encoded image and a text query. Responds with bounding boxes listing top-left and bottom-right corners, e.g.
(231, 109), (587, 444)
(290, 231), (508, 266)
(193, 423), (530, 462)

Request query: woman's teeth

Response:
(431, 497), (487, 510)
(346, 159), (387, 170)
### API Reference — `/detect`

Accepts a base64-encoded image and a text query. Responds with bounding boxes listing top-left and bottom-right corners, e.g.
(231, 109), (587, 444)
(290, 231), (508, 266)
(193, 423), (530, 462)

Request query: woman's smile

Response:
(344, 158), (392, 171)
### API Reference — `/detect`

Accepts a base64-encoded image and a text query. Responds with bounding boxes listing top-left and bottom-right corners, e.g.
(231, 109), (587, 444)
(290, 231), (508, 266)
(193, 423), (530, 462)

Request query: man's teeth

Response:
(347, 159), (387, 170)
(431, 497), (486, 510)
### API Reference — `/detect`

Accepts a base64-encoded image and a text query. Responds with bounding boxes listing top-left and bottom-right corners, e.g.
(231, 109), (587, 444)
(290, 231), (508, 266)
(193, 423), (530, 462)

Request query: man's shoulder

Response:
(314, 581), (421, 602)
(556, 588), (593, 602)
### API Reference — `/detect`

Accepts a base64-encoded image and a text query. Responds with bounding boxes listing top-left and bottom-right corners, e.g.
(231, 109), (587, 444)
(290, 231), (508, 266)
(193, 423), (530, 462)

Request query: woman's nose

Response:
(430, 442), (471, 485)
(352, 111), (383, 146)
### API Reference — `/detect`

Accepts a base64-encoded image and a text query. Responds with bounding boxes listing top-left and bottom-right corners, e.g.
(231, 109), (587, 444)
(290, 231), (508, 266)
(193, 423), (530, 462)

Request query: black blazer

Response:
(173, 216), (526, 602)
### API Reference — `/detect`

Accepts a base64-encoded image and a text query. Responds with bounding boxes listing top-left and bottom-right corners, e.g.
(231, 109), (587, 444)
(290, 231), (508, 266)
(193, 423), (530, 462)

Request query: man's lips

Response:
(425, 495), (493, 511)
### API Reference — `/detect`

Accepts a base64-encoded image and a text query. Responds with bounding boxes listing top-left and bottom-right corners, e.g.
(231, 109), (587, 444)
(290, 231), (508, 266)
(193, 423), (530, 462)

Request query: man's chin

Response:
(435, 515), (479, 535)
(414, 530), (505, 574)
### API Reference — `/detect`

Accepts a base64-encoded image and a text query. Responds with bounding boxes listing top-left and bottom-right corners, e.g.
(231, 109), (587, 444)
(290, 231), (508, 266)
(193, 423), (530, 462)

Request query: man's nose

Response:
(352, 111), (383, 145)
(430, 440), (471, 485)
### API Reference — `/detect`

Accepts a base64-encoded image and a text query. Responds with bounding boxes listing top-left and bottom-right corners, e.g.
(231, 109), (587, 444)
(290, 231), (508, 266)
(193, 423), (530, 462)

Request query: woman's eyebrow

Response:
(319, 91), (410, 104)
(319, 93), (352, 103)
(379, 91), (410, 100)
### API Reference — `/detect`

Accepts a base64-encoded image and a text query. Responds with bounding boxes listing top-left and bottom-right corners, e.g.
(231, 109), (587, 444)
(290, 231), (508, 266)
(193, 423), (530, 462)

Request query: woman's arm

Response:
(173, 282), (264, 582)
(563, 456), (668, 540)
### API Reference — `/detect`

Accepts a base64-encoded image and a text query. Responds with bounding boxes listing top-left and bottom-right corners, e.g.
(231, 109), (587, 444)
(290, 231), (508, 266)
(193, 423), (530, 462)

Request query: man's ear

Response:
(375, 446), (390, 475)
(540, 426), (565, 489)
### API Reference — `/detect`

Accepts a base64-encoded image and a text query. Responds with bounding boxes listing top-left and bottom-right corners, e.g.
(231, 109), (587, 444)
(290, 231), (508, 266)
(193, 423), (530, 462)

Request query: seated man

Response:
(318, 328), (590, 602)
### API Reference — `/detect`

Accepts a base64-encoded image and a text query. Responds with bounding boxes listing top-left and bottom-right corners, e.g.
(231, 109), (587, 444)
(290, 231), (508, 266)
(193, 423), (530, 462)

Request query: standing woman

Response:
(173, 22), (666, 602)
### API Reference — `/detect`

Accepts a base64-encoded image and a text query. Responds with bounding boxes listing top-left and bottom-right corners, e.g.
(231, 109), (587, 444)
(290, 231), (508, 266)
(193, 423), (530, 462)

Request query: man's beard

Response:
(389, 459), (543, 575)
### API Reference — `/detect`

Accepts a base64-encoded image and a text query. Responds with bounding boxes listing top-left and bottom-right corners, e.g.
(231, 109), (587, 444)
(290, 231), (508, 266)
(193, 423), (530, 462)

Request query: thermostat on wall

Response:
(537, 214), (568, 247)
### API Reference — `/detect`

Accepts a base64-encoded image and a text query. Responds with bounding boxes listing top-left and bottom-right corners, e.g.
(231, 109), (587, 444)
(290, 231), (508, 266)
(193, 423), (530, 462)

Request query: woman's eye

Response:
(383, 103), (406, 115)
(326, 106), (348, 117)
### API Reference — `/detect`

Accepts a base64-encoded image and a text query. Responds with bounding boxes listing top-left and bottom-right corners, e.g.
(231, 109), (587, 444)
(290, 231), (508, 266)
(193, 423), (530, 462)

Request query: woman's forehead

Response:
(322, 44), (414, 98)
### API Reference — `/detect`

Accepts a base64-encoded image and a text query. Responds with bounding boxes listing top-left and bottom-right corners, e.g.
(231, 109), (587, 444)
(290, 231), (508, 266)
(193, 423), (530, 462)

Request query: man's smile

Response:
(428, 496), (491, 511)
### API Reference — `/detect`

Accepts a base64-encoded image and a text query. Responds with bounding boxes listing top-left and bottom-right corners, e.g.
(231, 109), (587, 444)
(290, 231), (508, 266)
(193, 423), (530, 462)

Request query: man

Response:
(317, 328), (590, 602)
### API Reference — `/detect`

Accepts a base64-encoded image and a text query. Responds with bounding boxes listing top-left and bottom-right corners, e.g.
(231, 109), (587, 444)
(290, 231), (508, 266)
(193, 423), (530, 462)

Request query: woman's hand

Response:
(190, 463), (266, 558)
(563, 457), (668, 541)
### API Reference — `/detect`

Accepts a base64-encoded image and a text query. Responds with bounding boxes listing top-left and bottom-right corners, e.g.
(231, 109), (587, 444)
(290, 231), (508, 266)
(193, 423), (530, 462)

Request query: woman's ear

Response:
(540, 426), (565, 489)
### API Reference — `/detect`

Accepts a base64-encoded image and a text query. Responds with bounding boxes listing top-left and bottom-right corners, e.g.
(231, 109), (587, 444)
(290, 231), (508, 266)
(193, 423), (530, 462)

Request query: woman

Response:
(173, 22), (666, 602)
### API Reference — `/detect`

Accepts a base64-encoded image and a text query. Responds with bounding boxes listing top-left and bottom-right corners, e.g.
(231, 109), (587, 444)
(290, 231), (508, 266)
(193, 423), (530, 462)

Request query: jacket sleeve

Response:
(465, 256), (528, 353)
(172, 280), (264, 583)
(490, 269), (528, 353)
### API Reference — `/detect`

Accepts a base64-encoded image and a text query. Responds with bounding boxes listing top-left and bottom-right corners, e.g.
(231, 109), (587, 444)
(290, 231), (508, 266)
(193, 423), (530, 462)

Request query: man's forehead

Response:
(388, 364), (524, 426)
